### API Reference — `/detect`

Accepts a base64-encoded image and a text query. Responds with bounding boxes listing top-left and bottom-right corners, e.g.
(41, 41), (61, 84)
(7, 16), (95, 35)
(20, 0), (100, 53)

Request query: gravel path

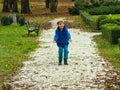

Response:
(10, 18), (113, 90)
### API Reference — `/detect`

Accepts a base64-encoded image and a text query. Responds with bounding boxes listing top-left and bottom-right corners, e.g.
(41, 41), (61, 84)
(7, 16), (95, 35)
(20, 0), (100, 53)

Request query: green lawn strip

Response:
(93, 35), (120, 70)
(0, 25), (39, 89)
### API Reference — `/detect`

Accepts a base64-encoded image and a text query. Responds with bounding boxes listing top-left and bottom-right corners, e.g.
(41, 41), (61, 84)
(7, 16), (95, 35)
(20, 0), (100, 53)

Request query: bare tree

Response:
(11, 0), (18, 12)
(21, 0), (31, 14)
(2, 0), (18, 12)
(45, 0), (50, 8)
(2, 0), (9, 12)
(50, 0), (58, 12)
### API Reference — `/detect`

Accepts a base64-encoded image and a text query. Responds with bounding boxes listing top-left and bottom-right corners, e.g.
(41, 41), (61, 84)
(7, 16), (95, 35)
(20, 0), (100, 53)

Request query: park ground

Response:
(0, 0), (120, 90)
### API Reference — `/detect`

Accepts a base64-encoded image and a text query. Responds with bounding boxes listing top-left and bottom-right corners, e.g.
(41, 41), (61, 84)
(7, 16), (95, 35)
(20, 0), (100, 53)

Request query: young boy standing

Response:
(54, 21), (71, 65)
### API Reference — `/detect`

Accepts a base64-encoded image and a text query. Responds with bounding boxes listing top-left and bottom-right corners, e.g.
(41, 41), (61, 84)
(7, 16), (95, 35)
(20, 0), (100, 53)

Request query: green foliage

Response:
(18, 16), (25, 26)
(68, 6), (80, 15)
(0, 25), (38, 89)
(102, 0), (120, 6)
(94, 35), (120, 70)
(1, 16), (13, 26)
(101, 24), (120, 44)
(119, 38), (120, 48)
(74, 0), (87, 10)
(16, 13), (21, 23)
(80, 11), (97, 30)
(87, 5), (120, 15)
(100, 18), (120, 26)
(97, 15), (107, 30)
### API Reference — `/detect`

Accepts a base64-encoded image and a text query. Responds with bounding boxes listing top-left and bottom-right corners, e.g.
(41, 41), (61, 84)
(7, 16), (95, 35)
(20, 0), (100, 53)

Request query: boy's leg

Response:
(64, 45), (69, 65)
(58, 46), (63, 65)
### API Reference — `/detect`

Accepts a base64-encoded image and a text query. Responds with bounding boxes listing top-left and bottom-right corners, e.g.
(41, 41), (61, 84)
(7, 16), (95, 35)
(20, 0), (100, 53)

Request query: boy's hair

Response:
(57, 20), (64, 25)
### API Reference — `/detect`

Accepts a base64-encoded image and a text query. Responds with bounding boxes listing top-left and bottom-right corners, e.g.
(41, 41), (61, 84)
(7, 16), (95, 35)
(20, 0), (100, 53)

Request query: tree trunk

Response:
(50, 0), (58, 12)
(45, 0), (50, 8)
(12, 0), (18, 12)
(21, 0), (31, 14)
(2, 0), (18, 13)
(2, 0), (10, 12)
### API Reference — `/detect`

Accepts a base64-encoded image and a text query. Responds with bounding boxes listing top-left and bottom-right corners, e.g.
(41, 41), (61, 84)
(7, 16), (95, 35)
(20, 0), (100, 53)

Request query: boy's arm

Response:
(67, 31), (72, 42)
(54, 30), (58, 42)
(67, 31), (71, 39)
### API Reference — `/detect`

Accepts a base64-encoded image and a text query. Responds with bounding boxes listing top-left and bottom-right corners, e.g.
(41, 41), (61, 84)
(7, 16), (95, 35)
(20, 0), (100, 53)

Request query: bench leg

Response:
(28, 31), (30, 36)
(36, 30), (39, 36)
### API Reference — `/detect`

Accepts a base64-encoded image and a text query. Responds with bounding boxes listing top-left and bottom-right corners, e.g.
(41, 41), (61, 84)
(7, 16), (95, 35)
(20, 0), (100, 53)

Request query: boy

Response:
(54, 20), (71, 65)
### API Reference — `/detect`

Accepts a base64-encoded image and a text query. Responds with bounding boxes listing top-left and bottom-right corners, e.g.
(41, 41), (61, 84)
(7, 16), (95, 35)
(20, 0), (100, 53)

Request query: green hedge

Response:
(100, 18), (120, 26)
(119, 38), (120, 48)
(1, 16), (13, 26)
(87, 5), (120, 15)
(80, 11), (98, 30)
(101, 24), (120, 44)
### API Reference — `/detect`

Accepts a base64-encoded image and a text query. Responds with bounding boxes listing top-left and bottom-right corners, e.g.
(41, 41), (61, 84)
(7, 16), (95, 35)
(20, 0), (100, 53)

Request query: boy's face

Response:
(58, 22), (64, 30)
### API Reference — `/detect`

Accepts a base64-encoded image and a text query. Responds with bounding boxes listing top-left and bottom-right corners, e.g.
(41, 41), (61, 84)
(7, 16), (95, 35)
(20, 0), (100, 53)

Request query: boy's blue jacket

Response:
(54, 26), (71, 47)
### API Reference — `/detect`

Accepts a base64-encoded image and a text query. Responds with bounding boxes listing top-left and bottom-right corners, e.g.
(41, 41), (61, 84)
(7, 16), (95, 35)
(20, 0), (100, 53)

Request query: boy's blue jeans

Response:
(58, 45), (68, 62)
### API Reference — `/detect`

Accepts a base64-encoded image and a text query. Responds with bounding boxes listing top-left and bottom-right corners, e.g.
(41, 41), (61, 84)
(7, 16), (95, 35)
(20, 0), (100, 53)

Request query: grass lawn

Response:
(0, 25), (39, 89)
(93, 35), (120, 71)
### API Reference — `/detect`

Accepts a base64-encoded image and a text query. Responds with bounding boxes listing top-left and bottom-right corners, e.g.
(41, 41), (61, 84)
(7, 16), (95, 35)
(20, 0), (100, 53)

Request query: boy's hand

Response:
(53, 40), (56, 43)
(69, 39), (72, 42)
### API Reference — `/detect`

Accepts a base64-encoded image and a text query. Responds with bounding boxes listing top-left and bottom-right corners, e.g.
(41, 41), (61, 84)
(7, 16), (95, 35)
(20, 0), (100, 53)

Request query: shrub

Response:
(68, 6), (80, 15)
(8, 16), (13, 25)
(102, 0), (120, 6)
(118, 38), (120, 49)
(87, 5), (120, 15)
(1, 16), (13, 26)
(97, 15), (107, 30)
(80, 11), (97, 30)
(101, 24), (120, 44)
(18, 16), (25, 26)
(16, 14), (21, 23)
(100, 18), (120, 26)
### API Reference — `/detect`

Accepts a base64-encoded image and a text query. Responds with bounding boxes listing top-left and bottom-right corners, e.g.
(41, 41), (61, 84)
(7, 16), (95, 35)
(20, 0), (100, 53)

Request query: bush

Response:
(68, 7), (80, 15)
(118, 38), (120, 49)
(18, 16), (25, 26)
(16, 14), (21, 23)
(97, 15), (107, 30)
(87, 5), (120, 15)
(102, 0), (120, 6)
(100, 18), (120, 26)
(1, 16), (13, 26)
(101, 24), (120, 44)
(8, 16), (13, 25)
(80, 11), (98, 30)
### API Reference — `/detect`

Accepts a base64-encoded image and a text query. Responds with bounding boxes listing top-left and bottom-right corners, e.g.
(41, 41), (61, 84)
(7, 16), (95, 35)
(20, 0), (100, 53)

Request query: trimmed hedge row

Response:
(87, 5), (120, 15)
(101, 24), (120, 44)
(119, 38), (120, 48)
(100, 18), (120, 26)
(80, 11), (98, 30)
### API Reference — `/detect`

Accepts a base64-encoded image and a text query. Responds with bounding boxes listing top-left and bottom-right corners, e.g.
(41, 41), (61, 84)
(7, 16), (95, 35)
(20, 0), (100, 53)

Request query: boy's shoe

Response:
(58, 63), (62, 65)
(58, 61), (62, 65)
(64, 61), (68, 65)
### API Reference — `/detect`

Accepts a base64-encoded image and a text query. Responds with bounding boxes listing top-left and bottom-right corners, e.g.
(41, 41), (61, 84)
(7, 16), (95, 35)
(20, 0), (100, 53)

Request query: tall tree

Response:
(10, 0), (18, 12)
(45, 0), (50, 8)
(21, 0), (31, 14)
(50, 0), (58, 12)
(2, 0), (9, 12)
(2, 0), (18, 12)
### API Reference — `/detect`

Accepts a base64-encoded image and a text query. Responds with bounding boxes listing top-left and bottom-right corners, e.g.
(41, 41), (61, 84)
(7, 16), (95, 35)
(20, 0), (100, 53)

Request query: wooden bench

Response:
(25, 21), (40, 36)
